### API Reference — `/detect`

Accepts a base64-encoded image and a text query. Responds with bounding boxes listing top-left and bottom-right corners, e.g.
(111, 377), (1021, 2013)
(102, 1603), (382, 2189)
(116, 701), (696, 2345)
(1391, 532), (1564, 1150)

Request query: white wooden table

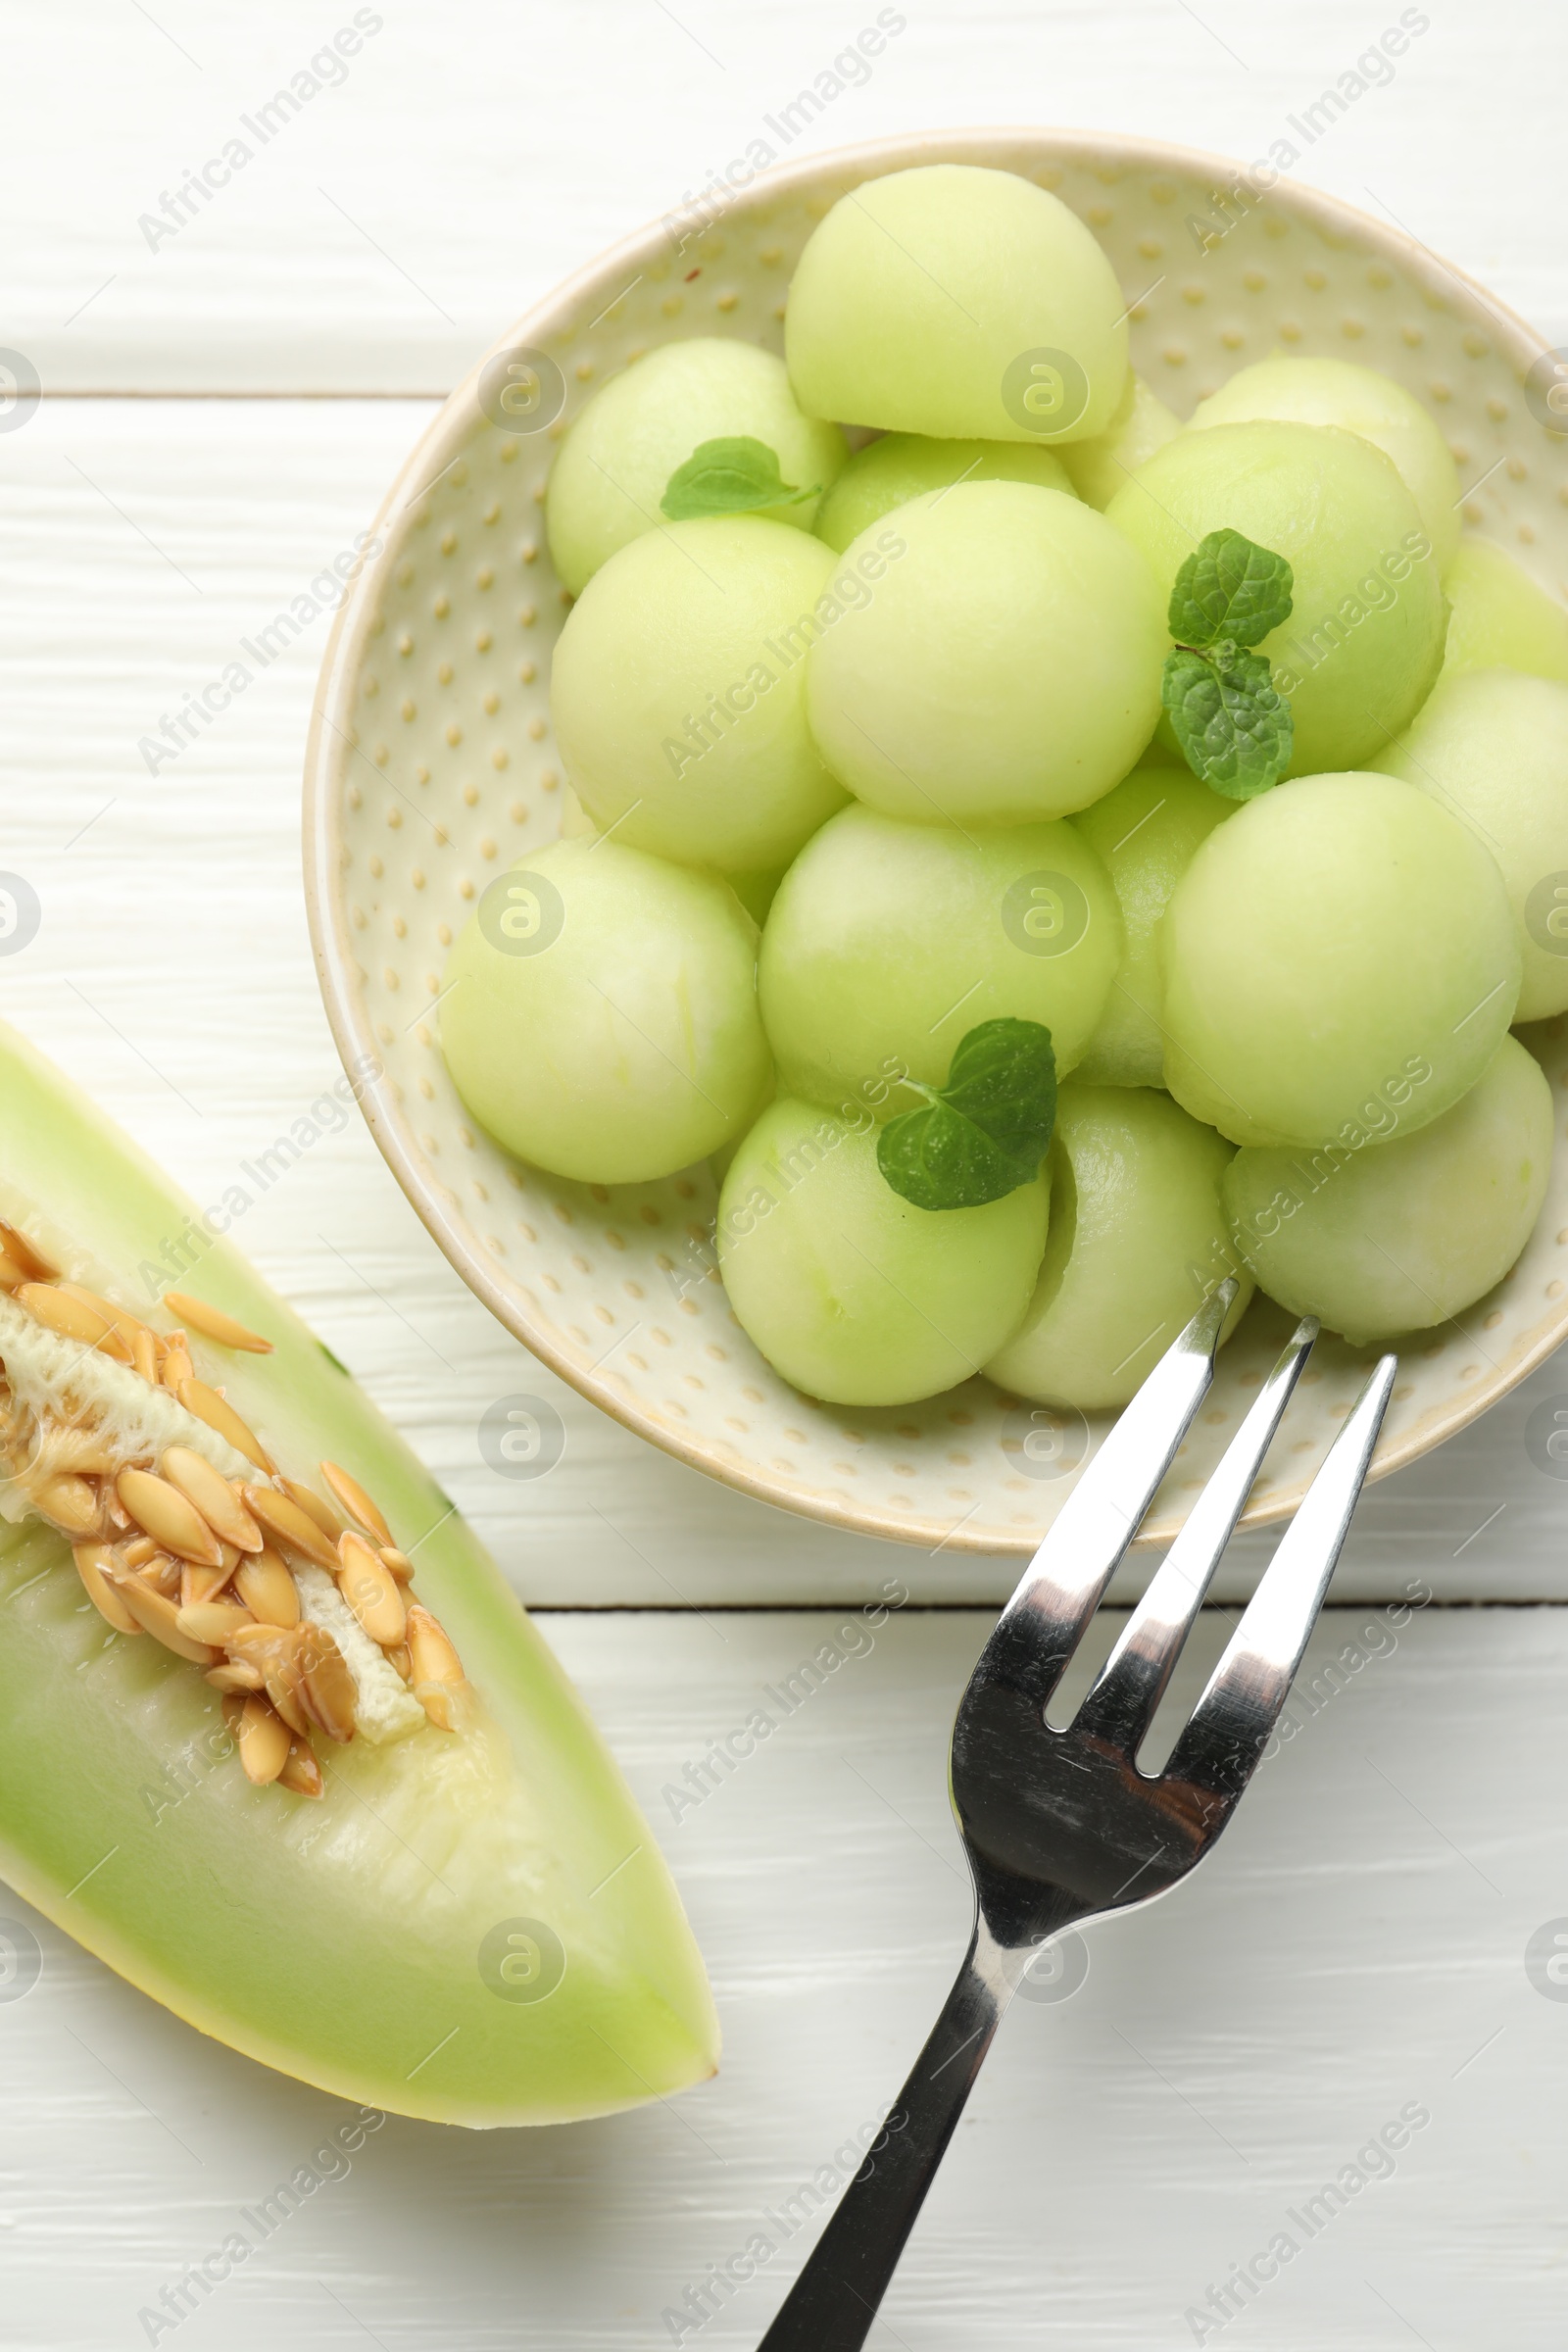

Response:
(4, 4), (1568, 2343)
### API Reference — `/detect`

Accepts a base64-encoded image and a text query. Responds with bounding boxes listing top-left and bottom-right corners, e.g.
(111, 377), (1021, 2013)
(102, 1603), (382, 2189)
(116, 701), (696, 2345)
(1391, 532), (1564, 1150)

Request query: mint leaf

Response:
(1167, 528), (1295, 650)
(661, 436), (817, 521)
(1162, 529), (1296, 799)
(1162, 644), (1294, 799)
(940, 1019), (1058, 1163)
(877, 1018), (1056, 1213)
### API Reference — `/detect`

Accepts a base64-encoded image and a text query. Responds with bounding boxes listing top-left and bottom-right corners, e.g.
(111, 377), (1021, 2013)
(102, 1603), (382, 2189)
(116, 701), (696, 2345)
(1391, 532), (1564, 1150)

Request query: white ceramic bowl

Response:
(304, 126), (1568, 1555)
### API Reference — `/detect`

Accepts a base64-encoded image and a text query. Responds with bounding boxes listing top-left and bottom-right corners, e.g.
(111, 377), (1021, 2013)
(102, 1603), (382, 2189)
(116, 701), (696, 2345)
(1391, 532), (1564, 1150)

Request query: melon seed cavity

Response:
(0, 1220), (468, 1796)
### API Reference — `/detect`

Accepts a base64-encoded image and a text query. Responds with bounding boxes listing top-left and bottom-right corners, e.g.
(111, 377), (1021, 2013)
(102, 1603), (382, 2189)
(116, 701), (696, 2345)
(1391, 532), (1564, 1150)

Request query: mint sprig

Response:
(1162, 528), (1295, 800)
(661, 436), (818, 521)
(877, 1019), (1056, 1213)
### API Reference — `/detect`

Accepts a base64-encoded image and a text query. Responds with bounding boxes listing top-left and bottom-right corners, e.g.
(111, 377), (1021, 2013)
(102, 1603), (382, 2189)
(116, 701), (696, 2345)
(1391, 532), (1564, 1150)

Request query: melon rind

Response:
(0, 1019), (718, 2127)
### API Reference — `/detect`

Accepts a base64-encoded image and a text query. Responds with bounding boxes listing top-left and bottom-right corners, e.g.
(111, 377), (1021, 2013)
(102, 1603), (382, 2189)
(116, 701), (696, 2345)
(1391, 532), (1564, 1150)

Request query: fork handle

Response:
(757, 1922), (1011, 2351)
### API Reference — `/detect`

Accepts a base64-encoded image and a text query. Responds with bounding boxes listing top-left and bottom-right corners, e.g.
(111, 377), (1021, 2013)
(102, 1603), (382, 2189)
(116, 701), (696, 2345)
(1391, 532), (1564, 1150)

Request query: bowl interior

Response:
(305, 127), (1568, 1554)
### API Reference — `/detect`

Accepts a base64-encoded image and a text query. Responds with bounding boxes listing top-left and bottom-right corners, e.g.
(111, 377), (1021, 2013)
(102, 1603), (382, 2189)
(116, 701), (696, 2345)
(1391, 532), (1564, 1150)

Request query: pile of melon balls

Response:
(441, 162), (1568, 1413)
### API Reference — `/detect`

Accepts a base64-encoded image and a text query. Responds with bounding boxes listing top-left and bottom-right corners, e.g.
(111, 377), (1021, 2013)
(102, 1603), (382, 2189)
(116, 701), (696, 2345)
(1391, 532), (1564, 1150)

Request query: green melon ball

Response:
(986, 1084), (1251, 1409)
(1106, 419), (1447, 775)
(1187, 356), (1461, 567)
(1057, 372), (1181, 510)
(1160, 770), (1521, 1149)
(544, 339), (848, 595)
(716, 1097), (1048, 1405)
(1224, 1035), (1551, 1345)
(807, 482), (1165, 826)
(551, 515), (850, 872)
(1069, 764), (1234, 1087)
(561, 743), (787, 927)
(785, 163), (1128, 444)
(1442, 540), (1568, 685)
(813, 433), (1076, 554)
(759, 804), (1121, 1114)
(1370, 666), (1568, 1021)
(440, 838), (770, 1185)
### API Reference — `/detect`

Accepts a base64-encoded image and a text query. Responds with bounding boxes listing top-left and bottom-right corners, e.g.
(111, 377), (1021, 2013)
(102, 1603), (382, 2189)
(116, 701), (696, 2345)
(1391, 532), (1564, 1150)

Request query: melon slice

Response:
(0, 1019), (717, 2126)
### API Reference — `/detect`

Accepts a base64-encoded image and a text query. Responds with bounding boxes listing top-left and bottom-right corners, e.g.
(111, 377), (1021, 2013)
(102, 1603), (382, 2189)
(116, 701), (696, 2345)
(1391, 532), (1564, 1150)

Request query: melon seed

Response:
(337, 1531), (406, 1647)
(175, 1377), (270, 1472)
(281, 1479), (342, 1540)
(112, 1575), (220, 1665)
(176, 1599), (256, 1646)
(57, 1284), (151, 1362)
(233, 1547), (301, 1629)
(180, 1558), (234, 1607)
(239, 1483), (339, 1571)
(19, 1283), (123, 1354)
(278, 1738), (324, 1798)
(161, 1447), (263, 1552)
(0, 1218), (55, 1281)
(116, 1469), (223, 1568)
(238, 1694), (291, 1786)
(206, 1659), (263, 1695)
(72, 1543), (142, 1637)
(407, 1605), (466, 1731)
(34, 1473), (102, 1537)
(225, 1624), (313, 1738)
(163, 1294), (273, 1354)
(319, 1460), (393, 1547)
(296, 1624), (357, 1743)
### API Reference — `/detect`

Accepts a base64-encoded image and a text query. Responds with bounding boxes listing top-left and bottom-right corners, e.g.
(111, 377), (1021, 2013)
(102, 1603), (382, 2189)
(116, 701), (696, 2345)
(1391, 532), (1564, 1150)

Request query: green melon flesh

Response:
(0, 1020), (717, 2127)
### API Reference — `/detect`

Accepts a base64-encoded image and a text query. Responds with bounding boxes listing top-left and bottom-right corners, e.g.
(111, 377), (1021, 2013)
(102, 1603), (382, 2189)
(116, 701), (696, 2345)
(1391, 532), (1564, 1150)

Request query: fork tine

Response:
(1072, 1316), (1319, 1755)
(1160, 1350), (1397, 1813)
(976, 1281), (1238, 1712)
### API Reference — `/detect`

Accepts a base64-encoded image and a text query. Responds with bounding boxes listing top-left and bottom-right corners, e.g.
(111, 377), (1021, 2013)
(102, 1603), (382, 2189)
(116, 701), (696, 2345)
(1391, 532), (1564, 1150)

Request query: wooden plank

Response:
(7, 0), (1568, 392)
(6, 13), (1568, 2341)
(2, 391), (1567, 1603)
(0, 1605), (1562, 2347)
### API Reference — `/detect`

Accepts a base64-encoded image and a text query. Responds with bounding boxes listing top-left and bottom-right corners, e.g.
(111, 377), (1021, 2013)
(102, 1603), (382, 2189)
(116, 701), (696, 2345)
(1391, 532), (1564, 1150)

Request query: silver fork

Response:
(757, 1285), (1396, 2351)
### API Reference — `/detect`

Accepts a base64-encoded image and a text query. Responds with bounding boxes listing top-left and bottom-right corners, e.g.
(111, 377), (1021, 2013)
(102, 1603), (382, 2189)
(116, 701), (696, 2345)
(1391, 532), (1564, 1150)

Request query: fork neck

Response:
(971, 1856), (1092, 1962)
(756, 1908), (1020, 2352)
